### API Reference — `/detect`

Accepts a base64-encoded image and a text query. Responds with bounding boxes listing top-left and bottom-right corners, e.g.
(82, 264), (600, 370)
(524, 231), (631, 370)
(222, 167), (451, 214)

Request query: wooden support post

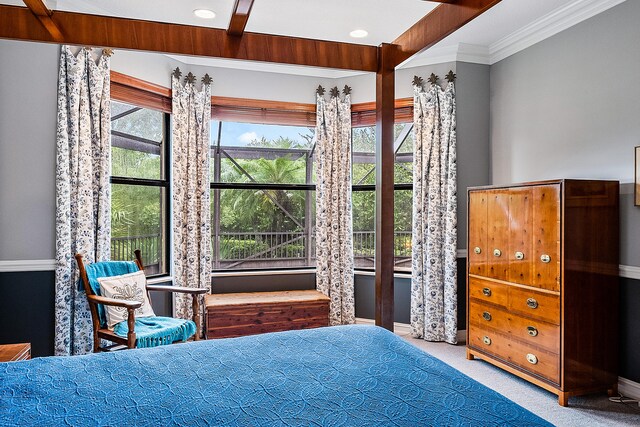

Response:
(375, 43), (397, 331)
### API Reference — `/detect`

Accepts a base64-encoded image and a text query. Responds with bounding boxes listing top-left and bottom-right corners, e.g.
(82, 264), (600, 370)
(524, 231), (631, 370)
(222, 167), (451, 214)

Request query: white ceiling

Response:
(2, 0), (628, 75)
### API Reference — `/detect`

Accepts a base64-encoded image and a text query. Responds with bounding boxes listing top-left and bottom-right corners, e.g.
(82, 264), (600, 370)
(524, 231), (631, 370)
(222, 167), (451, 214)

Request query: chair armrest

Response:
(87, 294), (143, 309)
(146, 285), (209, 295)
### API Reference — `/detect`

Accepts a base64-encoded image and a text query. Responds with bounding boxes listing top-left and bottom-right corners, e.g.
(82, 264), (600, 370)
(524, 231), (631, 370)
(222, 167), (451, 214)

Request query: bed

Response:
(1, 325), (550, 426)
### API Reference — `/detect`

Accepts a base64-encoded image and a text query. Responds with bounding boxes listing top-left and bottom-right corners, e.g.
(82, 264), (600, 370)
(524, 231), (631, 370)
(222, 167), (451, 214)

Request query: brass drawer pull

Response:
(493, 249), (502, 257)
(483, 336), (492, 345)
(515, 251), (524, 260)
(482, 311), (492, 321)
(474, 247), (482, 254)
(526, 353), (538, 365)
(482, 287), (492, 297)
(527, 326), (538, 337)
(540, 254), (551, 263)
(526, 298), (538, 309)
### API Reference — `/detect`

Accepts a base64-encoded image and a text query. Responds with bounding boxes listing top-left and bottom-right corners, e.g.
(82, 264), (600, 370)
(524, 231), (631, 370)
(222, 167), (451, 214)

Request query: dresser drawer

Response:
(469, 277), (508, 308)
(469, 327), (559, 384)
(508, 286), (560, 325)
(469, 301), (560, 353)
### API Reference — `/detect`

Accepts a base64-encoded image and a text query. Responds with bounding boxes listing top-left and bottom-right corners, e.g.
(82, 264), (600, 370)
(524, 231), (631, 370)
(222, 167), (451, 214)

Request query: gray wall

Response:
(489, 0), (640, 382)
(490, 0), (640, 266)
(0, 40), (58, 260)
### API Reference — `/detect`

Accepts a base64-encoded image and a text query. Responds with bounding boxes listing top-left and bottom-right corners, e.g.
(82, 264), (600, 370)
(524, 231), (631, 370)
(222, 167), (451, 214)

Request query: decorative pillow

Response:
(98, 270), (155, 329)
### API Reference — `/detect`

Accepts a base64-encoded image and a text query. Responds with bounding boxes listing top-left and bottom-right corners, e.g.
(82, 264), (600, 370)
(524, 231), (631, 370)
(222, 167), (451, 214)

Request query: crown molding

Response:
(400, 43), (490, 69)
(165, 55), (366, 79)
(489, 0), (628, 64)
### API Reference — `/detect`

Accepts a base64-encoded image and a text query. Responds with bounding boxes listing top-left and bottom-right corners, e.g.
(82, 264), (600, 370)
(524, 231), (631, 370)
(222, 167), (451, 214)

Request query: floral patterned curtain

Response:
(315, 85), (355, 326)
(54, 46), (112, 355)
(410, 73), (458, 344)
(171, 69), (212, 333)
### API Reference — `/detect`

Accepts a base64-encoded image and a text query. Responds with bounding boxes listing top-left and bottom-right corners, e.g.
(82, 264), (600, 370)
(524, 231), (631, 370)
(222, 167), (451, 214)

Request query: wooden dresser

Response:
(466, 180), (619, 406)
(206, 290), (330, 339)
(0, 343), (31, 362)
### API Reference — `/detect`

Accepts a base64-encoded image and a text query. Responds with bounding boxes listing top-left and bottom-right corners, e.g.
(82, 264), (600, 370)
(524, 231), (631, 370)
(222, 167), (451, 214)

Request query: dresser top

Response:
(467, 179), (619, 192)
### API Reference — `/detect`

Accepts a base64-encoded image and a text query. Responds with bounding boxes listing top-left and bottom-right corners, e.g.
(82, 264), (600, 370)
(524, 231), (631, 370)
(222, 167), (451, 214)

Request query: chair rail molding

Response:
(0, 259), (56, 272)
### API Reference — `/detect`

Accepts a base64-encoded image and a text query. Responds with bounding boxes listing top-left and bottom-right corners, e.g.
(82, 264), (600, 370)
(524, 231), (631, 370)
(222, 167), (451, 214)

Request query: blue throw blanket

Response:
(113, 317), (196, 348)
(82, 260), (140, 327)
(0, 325), (551, 426)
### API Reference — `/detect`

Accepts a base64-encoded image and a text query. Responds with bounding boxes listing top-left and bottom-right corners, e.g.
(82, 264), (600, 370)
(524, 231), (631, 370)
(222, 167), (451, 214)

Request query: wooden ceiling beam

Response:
(22, 0), (63, 42)
(393, 0), (501, 65)
(227, 0), (255, 37)
(0, 5), (378, 72)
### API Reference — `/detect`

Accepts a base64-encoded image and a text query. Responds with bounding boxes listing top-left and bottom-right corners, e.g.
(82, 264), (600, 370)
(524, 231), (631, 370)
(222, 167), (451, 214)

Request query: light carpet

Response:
(397, 326), (640, 426)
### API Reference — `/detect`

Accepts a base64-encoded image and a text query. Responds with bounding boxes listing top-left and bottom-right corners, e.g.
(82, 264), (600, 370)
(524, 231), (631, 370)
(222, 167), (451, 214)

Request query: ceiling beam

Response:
(0, 5), (378, 72)
(393, 0), (501, 65)
(22, 0), (63, 42)
(227, 0), (255, 37)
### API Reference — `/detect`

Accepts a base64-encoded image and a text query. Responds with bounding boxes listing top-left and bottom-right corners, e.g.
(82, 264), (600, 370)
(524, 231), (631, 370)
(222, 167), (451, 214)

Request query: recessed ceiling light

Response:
(194, 9), (216, 19)
(349, 29), (368, 38)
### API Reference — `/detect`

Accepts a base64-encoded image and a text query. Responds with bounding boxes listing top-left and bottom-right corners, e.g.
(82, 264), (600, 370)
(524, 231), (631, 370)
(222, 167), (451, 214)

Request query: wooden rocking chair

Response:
(75, 249), (209, 352)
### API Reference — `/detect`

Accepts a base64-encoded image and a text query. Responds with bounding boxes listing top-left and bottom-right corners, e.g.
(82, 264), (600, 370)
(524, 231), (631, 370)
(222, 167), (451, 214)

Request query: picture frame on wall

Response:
(636, 146), (640, 206)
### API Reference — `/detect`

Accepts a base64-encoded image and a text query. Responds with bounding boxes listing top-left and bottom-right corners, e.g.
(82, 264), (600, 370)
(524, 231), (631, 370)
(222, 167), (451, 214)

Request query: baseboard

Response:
(618, 376), (640, 401)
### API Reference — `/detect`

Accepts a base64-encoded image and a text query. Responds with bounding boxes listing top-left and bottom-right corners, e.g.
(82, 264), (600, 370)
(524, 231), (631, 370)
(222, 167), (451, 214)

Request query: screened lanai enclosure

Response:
(110, 100), (414, 273)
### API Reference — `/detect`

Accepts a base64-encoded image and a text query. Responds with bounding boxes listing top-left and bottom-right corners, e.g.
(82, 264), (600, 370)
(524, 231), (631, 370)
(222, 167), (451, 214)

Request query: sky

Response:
(211, 121), (313, 147)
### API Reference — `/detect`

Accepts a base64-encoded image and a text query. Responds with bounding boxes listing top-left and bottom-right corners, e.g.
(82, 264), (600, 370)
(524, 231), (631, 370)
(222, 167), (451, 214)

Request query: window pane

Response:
(215, 122), (314, 185)
(352, 190), (375, 269)
(111, 102), (163, 142)
(111, 184), (166, 275)
(395, 123), (414, 184)
(211, 188), (315, 270)
(394, 189), (413, 271)
(352, 126), (375, 185)
(111, 101), (164, 180)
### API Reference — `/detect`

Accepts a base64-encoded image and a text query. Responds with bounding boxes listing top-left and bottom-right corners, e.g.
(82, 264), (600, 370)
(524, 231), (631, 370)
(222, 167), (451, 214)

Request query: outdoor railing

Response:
(111, 230), (412, 270)
(111, 234), (162, 272)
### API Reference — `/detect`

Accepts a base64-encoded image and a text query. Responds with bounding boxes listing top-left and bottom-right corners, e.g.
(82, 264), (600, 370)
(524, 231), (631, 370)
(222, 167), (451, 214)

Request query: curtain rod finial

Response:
(172, 67), (182, 79)
(445, 70), (456, 83)
(316, 85), (325, 96)
(185, 72), (196, 84)
(428, 73), (439, 85)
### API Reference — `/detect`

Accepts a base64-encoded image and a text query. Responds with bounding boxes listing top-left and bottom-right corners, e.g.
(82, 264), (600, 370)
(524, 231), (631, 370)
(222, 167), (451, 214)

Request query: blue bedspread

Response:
(1, 325), (550, 426)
